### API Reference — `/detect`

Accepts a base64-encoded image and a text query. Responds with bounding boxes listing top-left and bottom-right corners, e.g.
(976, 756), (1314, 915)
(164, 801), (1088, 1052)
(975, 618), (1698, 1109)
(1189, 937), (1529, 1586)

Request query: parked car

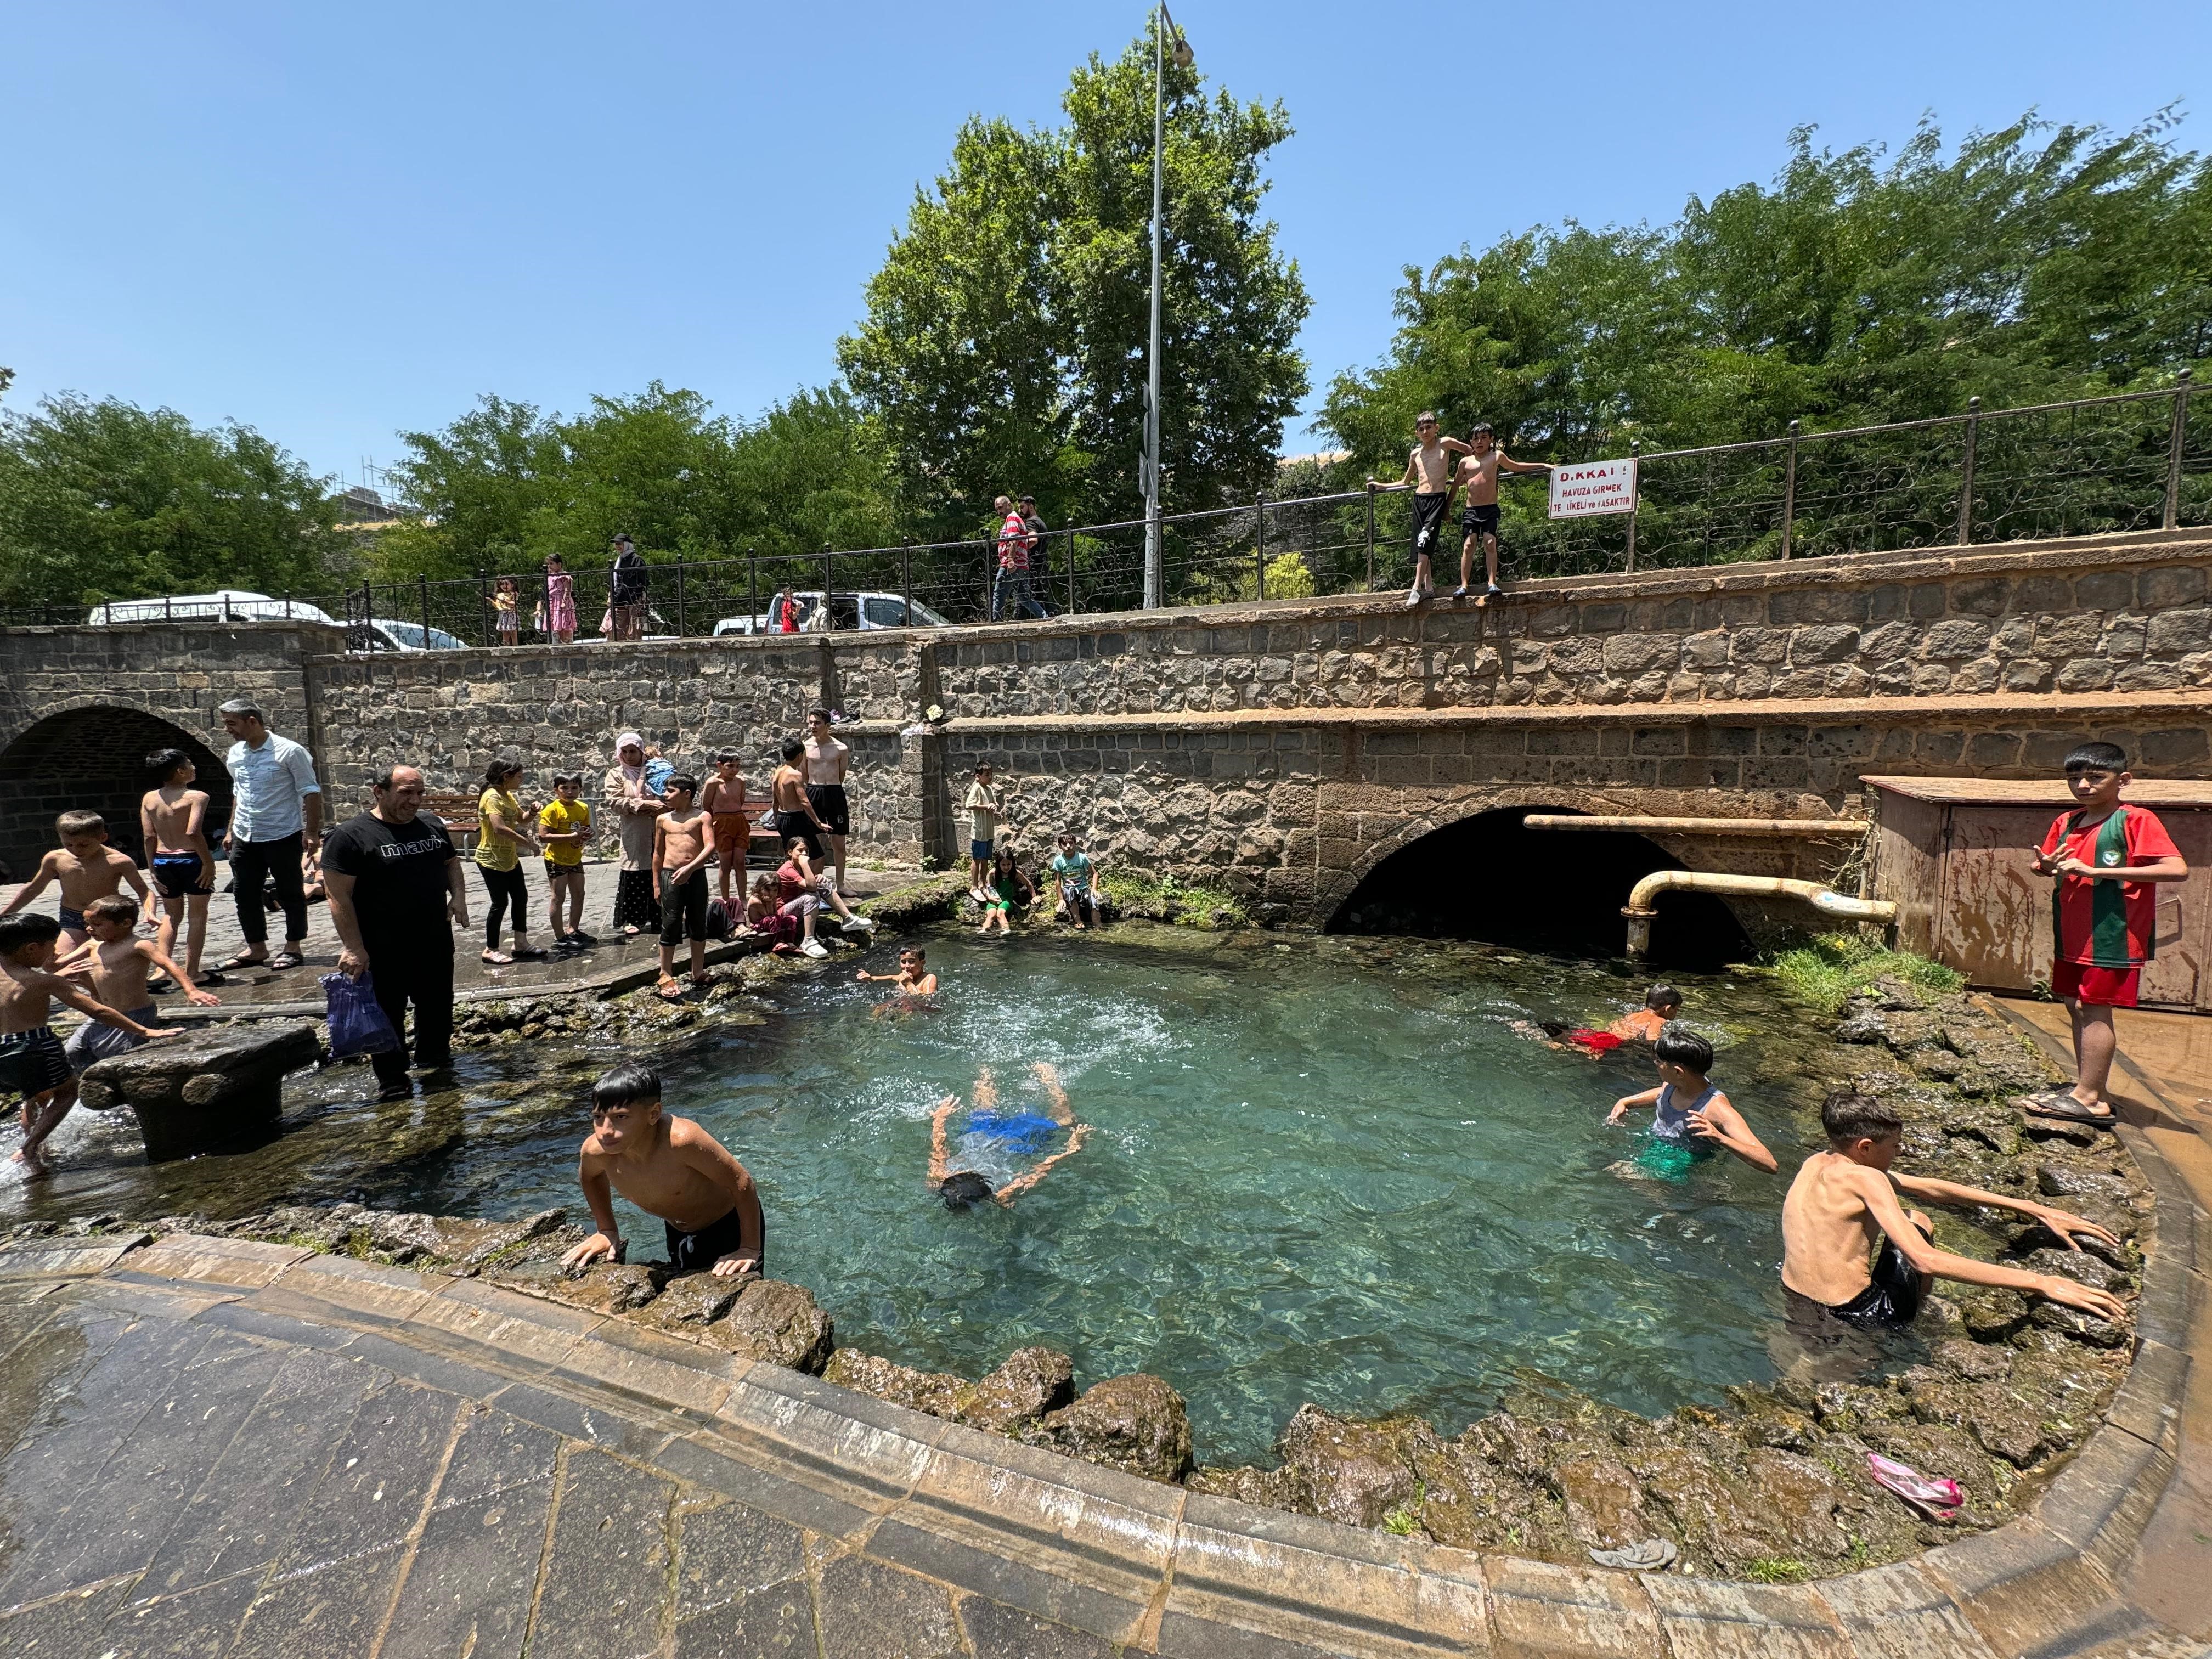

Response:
(86, 590), (338, 627)
(713, 591), (950, 635)
(351, 618), (468, 652)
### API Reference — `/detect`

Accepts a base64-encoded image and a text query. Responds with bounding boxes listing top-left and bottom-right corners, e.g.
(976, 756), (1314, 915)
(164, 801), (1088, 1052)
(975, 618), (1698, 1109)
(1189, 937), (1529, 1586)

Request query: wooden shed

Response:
(1863, 776), (2211, 1012)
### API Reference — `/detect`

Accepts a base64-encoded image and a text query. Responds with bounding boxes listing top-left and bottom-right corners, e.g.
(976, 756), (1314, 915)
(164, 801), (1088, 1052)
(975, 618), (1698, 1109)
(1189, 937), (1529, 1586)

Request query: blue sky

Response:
(3, 1), (2204, 486)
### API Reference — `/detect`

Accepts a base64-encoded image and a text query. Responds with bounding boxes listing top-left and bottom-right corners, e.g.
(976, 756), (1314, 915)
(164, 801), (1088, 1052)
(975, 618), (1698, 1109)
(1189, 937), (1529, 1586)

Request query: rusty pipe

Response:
(1524, 815), (1869, 836)
(1621, 871), (1897, 958)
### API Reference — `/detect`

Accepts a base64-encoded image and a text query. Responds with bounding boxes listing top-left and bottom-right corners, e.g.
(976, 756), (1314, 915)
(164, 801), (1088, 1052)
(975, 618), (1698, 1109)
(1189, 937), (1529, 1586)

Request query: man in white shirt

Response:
(216, 698), (321, 972)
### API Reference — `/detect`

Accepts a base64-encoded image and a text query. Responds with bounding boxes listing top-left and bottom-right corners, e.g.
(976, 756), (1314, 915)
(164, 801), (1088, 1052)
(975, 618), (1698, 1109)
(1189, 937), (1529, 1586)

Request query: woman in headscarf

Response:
(602, 731), (662, 935)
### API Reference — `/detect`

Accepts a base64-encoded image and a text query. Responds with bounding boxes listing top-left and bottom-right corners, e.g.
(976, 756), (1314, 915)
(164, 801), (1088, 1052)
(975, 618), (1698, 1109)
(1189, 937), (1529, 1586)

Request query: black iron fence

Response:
(5, 374), (2201, 642)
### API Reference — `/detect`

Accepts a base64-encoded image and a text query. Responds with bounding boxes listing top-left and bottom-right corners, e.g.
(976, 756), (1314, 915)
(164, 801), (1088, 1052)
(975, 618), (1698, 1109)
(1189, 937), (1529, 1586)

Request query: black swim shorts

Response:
(152, 853), (212, 899)
(805, 783), (851, 838)
(1459, 503), (1501, 536)
(1409, 491), (1449, 555)
(658, 868), (710, 945)
(664, 1207), (764, 1277)
(0, 1026), (73, 1099)
(1821, 1225), (1932, 1330)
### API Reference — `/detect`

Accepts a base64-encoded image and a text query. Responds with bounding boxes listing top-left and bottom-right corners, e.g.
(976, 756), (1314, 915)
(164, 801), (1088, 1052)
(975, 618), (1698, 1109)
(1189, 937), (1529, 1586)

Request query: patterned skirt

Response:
(613, 868), (662, 931)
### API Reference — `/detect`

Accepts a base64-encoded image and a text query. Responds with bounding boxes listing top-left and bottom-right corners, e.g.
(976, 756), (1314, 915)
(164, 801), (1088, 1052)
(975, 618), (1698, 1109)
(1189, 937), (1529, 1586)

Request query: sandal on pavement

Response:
(215, 951), (267, 974)
(267, 951), (304, 970)
(481, 950), (515, 966)
(510, 945), (549, 960)
(2019, 1091), (2117, 1128)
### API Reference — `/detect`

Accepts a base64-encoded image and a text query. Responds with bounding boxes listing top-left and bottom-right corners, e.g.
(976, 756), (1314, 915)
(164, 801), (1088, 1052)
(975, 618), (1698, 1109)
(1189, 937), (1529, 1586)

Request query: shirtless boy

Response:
(561, 1062), (766, 1278)
(929, 1061), (1090, 1210)
(699, 748), (751, 905)
(58, 895), (218, 1070)
(804, 708), (853, 894)
(1368, 412), (1472, 608)
(1607, 985), (1682, 1042)
(2, 912), (178, 1174)
(2, 811), (151, 952)
(1781, 1093), (2127, 1334)
(654, 774), (713, 996)
(767, 739), (830, 863)
(141, 748), (217, 982)
(857, 945), (938, 997)
(1451, 424), (1555, 605)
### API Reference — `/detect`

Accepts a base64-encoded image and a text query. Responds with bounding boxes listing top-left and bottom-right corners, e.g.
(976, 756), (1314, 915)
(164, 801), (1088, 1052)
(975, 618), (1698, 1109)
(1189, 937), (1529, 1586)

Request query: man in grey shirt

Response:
(216, 698), (321, 972)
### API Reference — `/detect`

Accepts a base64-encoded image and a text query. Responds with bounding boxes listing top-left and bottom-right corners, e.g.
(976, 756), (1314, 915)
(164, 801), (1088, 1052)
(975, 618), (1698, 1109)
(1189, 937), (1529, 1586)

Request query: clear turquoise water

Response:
(4, 930), (1850, 1465)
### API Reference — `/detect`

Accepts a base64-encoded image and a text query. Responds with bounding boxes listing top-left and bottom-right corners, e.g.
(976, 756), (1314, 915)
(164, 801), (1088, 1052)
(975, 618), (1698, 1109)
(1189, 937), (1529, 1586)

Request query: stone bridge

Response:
(5, 529), (2208, 949)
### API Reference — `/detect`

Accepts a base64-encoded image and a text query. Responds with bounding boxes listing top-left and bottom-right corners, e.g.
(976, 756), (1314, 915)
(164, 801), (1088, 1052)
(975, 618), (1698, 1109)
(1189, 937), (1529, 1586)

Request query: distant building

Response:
(335, 486), (390, 523)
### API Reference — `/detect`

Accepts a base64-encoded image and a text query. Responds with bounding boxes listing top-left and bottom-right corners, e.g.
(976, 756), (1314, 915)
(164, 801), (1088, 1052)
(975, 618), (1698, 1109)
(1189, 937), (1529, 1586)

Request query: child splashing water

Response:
(929, 1062), (1090, 1210)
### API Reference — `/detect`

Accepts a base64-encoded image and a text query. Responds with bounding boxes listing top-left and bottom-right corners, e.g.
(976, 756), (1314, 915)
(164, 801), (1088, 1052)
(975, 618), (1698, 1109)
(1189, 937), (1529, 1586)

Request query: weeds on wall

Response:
(1758, 930), (1965, 1013)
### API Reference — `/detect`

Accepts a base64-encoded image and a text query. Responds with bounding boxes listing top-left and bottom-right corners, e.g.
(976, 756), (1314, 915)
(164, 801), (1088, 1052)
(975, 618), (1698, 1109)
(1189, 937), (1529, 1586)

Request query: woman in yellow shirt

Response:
(476, 759), (548, 964)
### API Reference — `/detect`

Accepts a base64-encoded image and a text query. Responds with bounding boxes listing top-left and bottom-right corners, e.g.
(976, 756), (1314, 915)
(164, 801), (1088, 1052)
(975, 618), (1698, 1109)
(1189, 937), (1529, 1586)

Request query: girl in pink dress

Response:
(543, 554), (577, 644)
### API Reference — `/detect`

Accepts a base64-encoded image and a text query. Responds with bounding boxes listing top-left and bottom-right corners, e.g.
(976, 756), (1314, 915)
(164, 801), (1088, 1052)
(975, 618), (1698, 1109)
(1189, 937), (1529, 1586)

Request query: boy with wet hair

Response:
(561, 1060), (765, 1278)
(2, 811), (151, 951)
(2, 912), (178, 1174)
(1607, 1028), (1776, 1175)
(140, 749), (217, 983)
(1781, 1092), (2127, 1331)
(1607, 984), (1683, 1042)
(58, 896), (218, 1071)
(928, 1062), (1090, 1210)
(654, 774), (713, 997)
(856, 945), (938, 997)
(2024, 741), (2188, 1128)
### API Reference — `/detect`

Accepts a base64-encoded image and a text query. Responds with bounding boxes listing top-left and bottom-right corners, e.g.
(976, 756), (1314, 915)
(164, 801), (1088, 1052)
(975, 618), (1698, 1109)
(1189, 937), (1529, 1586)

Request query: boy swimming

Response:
(561, 1062), (766, 1278)
(1607, 1029), (1776, 1175)
(928, 1061), (1090, 1210)
(1781, 1092), (2125, 1331)
(1607, 984), (1682, 1042)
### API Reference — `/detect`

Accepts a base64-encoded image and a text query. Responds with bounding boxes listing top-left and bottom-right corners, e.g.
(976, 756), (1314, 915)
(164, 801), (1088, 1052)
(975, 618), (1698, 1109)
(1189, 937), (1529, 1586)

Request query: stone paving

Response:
(0, 1214), (2203, 1658)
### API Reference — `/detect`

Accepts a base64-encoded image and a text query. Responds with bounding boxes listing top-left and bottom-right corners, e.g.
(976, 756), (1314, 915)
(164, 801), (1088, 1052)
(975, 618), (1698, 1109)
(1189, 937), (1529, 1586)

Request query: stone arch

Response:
(0, 705), (229, 881)
(1320, 791), (1756, 969)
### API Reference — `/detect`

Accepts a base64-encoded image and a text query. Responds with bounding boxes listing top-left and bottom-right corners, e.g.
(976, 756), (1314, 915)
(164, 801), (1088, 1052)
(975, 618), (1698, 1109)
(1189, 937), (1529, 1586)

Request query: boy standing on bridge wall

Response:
(1368, 413), (1470, 610)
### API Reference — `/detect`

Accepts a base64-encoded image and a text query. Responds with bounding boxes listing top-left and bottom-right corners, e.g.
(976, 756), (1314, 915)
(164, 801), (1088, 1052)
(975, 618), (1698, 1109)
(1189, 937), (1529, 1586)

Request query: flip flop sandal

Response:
(481, 951), (515, 966)
(510, 946), (550, 960)
(214, 952), (266, 974)
(1588, 1538), (1678, 1572)
(267, 951), (304, 970)
(2019, 1092), (2117, 1128)
(1866, 1452), (1962, 1521)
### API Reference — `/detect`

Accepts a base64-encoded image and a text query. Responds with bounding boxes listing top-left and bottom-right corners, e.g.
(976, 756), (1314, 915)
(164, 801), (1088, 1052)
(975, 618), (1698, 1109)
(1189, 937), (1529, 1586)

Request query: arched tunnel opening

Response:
(1327, 806), (1756, 970)
(0, 708), (230, 883)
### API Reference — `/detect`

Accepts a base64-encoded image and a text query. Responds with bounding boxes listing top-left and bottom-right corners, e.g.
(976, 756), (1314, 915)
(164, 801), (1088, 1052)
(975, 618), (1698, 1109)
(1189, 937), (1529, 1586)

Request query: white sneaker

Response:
(1403, 586), (1425, 609)
(800, 939), (829, 959)
(848, 916), (876, 932)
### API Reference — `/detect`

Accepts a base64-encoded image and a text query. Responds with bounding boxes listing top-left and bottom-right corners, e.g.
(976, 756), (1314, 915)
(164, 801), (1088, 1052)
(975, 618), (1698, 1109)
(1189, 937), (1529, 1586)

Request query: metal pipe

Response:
(1525, 814), (1869, 836)
(1621, 871), (1897, 958)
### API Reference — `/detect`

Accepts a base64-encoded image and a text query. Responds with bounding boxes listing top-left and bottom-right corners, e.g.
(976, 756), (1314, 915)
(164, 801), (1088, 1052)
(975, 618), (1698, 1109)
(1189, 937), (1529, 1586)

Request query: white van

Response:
(713, 591), (951, 635)
(86, 590), (338, 627)
(354, 618), (467, 652)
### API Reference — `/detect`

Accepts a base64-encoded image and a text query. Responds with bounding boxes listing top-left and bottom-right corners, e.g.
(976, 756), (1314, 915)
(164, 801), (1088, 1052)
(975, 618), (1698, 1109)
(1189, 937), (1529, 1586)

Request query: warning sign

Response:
(1548, 457), (1638, 519)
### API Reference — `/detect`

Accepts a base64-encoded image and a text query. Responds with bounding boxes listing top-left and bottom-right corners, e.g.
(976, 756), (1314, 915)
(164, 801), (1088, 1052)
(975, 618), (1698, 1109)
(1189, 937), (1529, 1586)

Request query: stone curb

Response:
(5, 1150), (2198, 1659)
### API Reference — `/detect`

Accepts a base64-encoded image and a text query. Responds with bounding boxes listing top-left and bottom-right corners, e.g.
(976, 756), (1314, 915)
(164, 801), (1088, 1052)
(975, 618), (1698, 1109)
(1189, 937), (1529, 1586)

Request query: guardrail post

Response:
(1064, 531), (1076, 616)
(1364, 484), (1376, 591)
(165, 592), (173, 623)
(1255, 495), (1267, 600)
(1624, 441), (1641, 572)
(1956, 396), (1980, 546)
(901, 538), (914, 627)
(1780, 420), (1799, 560)
(419, 575), (431, 647)
(2165, 368), (2193, 531)
(674, 560), (686, 639)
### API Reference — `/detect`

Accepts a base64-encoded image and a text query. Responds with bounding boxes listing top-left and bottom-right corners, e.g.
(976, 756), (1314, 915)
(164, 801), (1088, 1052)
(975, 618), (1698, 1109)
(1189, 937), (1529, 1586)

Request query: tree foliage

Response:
(840, 26), (1310, 536)
(1323, 113), (2211, 471)
(0, 394), (345, 607)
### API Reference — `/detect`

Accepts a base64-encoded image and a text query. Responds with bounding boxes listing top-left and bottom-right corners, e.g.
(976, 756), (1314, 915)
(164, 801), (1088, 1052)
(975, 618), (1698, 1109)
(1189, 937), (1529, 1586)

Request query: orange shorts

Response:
(713, 814), (750, 859)
(2051, 960), (2140, 1008)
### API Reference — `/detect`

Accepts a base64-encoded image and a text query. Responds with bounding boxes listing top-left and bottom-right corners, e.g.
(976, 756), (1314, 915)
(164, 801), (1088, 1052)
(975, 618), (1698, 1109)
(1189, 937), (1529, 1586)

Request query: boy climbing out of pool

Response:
(2, 811), (151, 953)
(55, 896), (218, 1070)
(929, 1061), (1091, 1209)
(1607, 1029), (1777, 1173)
(1781, 1092), (2127, 1331)
(561, 1060), (766, 1278)
(2, 912), (179, 1176)
(857, 945), (937, 998)
(2023, 742), (2188, 1129)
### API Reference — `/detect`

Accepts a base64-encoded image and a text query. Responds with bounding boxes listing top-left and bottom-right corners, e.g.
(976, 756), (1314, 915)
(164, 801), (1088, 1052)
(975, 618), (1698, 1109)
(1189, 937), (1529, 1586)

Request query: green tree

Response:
(0, 393), (344, 608)
(840, 25), (1310, 535)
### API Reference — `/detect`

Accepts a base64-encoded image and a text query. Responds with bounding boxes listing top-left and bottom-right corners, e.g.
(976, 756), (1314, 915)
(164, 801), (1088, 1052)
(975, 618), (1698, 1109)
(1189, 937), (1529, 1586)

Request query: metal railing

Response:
(4, 373), (2200, 641)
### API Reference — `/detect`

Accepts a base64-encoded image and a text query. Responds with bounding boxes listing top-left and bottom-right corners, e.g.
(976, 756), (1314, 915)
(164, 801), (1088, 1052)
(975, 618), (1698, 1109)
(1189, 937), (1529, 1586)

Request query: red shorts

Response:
(2051, 960), (2140, 1008)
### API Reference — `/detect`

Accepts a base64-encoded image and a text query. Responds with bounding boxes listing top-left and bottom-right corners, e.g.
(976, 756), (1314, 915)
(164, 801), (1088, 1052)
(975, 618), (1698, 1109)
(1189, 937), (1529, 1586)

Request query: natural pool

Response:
(4, 930), (1866, 1465)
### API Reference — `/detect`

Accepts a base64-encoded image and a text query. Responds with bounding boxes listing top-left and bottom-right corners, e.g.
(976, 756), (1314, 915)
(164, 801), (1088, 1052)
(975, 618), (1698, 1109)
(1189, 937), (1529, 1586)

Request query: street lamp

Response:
(1142, 3), (1192, 610)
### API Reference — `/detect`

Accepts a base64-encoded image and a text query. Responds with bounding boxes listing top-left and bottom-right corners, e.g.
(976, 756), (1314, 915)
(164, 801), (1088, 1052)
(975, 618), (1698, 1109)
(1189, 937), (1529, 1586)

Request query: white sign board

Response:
(1548, 457), (1638, 519)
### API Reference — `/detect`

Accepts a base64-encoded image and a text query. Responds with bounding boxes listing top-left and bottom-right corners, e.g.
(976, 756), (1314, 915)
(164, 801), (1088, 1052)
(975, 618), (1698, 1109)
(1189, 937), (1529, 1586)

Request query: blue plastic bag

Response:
(322, 970), (401, 1057)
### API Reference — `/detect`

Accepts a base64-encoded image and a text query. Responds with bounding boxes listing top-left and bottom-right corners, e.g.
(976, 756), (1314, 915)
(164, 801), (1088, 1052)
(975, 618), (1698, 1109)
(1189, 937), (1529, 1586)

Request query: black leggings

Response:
(478, 864), (528, 949)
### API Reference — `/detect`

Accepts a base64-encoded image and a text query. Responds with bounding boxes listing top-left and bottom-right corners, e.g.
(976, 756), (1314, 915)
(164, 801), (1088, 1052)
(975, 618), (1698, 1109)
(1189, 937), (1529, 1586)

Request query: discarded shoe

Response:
(1588, 1538), (1678, 1572)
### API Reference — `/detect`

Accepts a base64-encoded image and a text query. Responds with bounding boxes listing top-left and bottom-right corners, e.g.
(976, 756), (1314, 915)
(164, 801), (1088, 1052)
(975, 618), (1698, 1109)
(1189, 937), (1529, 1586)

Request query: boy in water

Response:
(1367, 412), (1473, 608)
(2024, 741), (2188, 1128)
(2, 811), (151, 952)
(1782, 1093), (2126, 1333)
(1450, 424), (1555, 605)
(538, 772), (596, 947)
(1607, 984), (1683, 1042)
(699, 748), (751, 906)
(1607, 1029), (1776, 1175)
(140, 749), (218, 983)
(654, 774), (713, 997)
(3, 912), (178, 1174)
(58, 896), (218, 1071)
(929, 1061), (1090, 1210)
(561, 1062), (765, 1278)
(857, 945), (938, 997)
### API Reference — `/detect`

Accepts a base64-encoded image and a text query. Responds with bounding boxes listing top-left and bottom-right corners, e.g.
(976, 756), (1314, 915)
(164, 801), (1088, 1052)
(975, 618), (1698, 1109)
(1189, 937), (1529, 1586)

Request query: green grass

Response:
(1381, 1481), (1429, 1536)
(1745, 1557), (1812, 1583)
(1097, 868), (1250, 930)
(1760, 932), (1965, 1014)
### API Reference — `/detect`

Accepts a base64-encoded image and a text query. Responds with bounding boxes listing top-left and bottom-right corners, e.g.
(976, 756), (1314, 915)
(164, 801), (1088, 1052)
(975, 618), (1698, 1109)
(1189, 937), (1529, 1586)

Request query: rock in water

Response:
(963, 1346), (1076, 1432)
(77, 1022), (320, 1162)
(1036, 1374), (1193, 1483)
(719, 1279), (835, 1374)
(824, 1351), (971, 1417)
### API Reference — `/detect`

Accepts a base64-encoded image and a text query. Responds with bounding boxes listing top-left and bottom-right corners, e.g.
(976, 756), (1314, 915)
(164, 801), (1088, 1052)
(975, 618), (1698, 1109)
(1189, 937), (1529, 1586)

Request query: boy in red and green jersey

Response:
(2027, 742), (2188, 1127)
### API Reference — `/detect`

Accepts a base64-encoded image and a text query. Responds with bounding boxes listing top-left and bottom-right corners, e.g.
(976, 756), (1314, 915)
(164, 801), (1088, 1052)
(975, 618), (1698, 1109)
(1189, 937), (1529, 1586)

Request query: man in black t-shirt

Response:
(323, 764), (470, 1101)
